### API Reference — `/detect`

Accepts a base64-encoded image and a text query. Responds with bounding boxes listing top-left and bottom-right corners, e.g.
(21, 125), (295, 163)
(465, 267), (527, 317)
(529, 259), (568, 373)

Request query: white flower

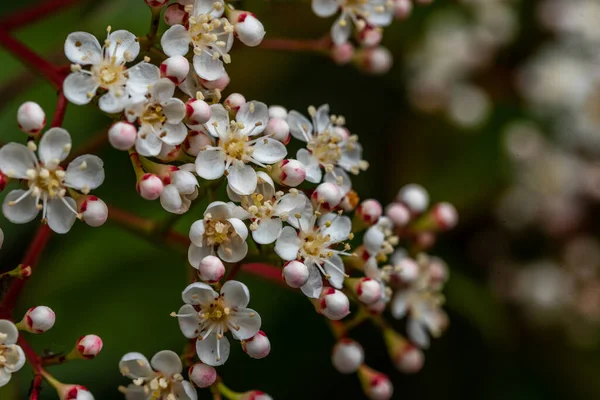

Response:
(312, 0), (393, 45)
(119, 350), (197, 400)
(161, 0), (234, 81)
(63, 29), (160, 113)
(174, 281), (262, 366)
(288, 104), (367, 184)
(195, 101), (287, 195)
(188, 201), (249, 265)
(160, 167), (199, 214)
(274, 204), (352, 298)
(0, 320), (26, 387)
(228, 172), (306, 244)
(0, 129), (105, 234)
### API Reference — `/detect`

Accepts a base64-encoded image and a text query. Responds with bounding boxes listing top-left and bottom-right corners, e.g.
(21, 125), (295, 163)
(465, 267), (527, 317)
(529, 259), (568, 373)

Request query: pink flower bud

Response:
(431, 202), (458, 230)
(340, 189), (360, 212)
(392, 257), (419, 284)
(240, 391), (273, 400)
(197, 255), (225, 283)
(22, 306), (55, 333)
(385, 202), (411, 227)
(331, 42), (355, 65)
(355, 47), (393, 75)
(268, 105), (287, 120)
(242, 330), (271, 359)
(108, 122), (137, 151)
(185, 99), (212, 126)
(395, 344), (424, 373)
(265, 118), (290, 145)
(358, 26), (383, 48)
(200, 71), (230, 91)
(233, 12), (266, 47)
(428, 257), (448, 287)
(319, 288), (350, 320)
(356, 278), (381, 305)
(367, 299), (387, 315)
(0, 171), (8, 191)
(331, 339), (364, 374)
(356, 199), (382, 226)
(17, 101), (46, 135)
(164, 3), (188, 26)
(79, 196), (108, 227)
(224, 93), (246, 114)
(393, 0), (412, 20)
(189, 362), (217, 388)
(283, 260), (309, 288)
(272, 159), (306, 187)
(59, 385), (94, 400)
(184, 130), (213, 156)
(396, 183), (429, 213)
(312, 182), (343, 210)
(160, 56), (190, 85)
(76, 334), (103, 359)
(137, 173), (164, 200)
(145, 0), (169, 7)
(366, 373), (393, 400)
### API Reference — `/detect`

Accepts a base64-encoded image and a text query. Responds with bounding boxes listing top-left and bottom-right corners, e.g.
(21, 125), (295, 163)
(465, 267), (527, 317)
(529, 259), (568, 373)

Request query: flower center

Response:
(0, 340), (21, 373)
(300, 230), (331, 259)
(221, 132), (252, 162)
(28, 167), (66, 200)
(307, 131), (344, 166)
(91, 61), (125, 89)
(202, 297), (231, 323)
(142, 104), (167, 126)
(243, 193), (275, 219)
(204, 219), (233, 246)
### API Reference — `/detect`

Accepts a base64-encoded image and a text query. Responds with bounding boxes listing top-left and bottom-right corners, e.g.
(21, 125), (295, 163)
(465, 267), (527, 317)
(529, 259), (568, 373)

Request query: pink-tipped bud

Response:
(359, 366), (393, 400)
(395, 344), (424, 373)
(392, 257), (419, 284)
(319, 288), (350, 320)
(393, 0), (412, 19)
(59, 385), (94, 400)
(431, 202), (458, 230)
(108, 122), (137, 151)
(331, 339), (364, 374)
(197, 255), (225, 283)
(268, 105), (287, 120)
(21, 306), (55, 333)
(385, 202), (411, 227)
(265, 118), (290, 145)
(224, 93), (246, 114)
(157, 144), (183, 163)
(184, 130), (213, 156)
(332, 42), (355, 65)
(358, 26), (383, 48)
(164, 3), (188, 26)
(76, 334), (103, 359)
(232, 12), (266, 47)
(270, 159), (306, 187)
(397, 183), (429, 214)
(312, 182), (343, 210)
(0, 171), (8, 192)
(200, 71), (230, 91)
(428, 257), (448, 287)
(242, 330), (271, 359)
(356, 199), (383, 226)
(367, 299), (387, 315)
(160, 56), (189, 85)
(185, 99), (212, 126)
(189, 363), (217, 388)
(17, 101), (46, 135)
(355, 47), (393, 75)
(145, 0), (169, 7)
(340, 189), (360, 212)
(355, 278), (382, 305)
(137, 173), (164, 200)
(240, 391), (273, 400)
(79, 196), (108, 227)
(282, 260), (309, 288)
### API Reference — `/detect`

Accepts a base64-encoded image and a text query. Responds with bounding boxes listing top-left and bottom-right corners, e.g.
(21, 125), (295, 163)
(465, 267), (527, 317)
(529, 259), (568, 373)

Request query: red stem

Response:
(0, 0), (80, 32)
(18, 336), (42, 371)
(51, 92), (68, 128)
(241, 263), (286, 287)
(29, 374), (43, 400)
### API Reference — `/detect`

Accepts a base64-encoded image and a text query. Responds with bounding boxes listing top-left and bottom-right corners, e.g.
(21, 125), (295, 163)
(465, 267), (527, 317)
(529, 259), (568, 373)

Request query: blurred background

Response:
(1, 0), (599, 398)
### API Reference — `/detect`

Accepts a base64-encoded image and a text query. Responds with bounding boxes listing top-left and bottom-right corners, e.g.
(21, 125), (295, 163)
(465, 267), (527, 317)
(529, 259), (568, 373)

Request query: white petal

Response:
(286, 194), (313, 230)
(256, 171), (275, 198)
(124, 385), (148, 400)
(162, 25), (192, 57)
(172, 170), (198, 194)
(407, 319), (430, 349)
(119, 353), (154, 379)
(107, 30), (140, 63)
(205, 201), (233, 219)
(221, 280), (250, 309)
(127, 62), (161, 97)
(196, 333), (230, 366)
(204, 104), (230, 138)
(177, 304), (202, 338)
(160, 184), (184, 213)
(312, 0), (339, 17)
(300, 264), (323, 298)
(0, 143), (36, 179)
(63, 72), (98, 105)
(38, 127), (72, 167)
(3, 345), (25, 373)
(230, 308), (261, 340)
(163, 98), (186, 124)
(135, 129), (163, 157)
(297, 148), (322, 183)
(252, 138), (287, 164)
(390, 291), (408, 319)
(151, 78), (176, 103)
(236, 101), (268, 136)
(64, 32), (102, 65)
(228, 218), (248, 241)
(364, 225), (385, 255)
(193, 52), (225, 81)
(64, 154), (104, 191)
(188, 243), (214, 268)
(324, 255), (346, 289)
(315, 104), (331, 133)
(151, 350), (183, 376)
(339, 142), (363, 171)
(47, 198), (77, 234)
(174, 381), (198, 400)
(2, 190), (39, 224)
(275, 193), (306, 216)
(194, 0), (225, 18)
(287, 111), (312, 142)
(0, 320), (19, 345)
(318, 213), (351, 243)
(217, 239), (247, 263)
(182, 282), (218, 305)
(0, 370), (11, 387)
(227, 203), (250, 220)
(161, 123), (188, 146)
(365, 6), (393, 27)
(331, 14), (352, 45)
(195, 148), (225, 179)
(252, 218), (282, 245)
(98, 92), (127, 114)
(324, 167), (351, 196)
(275, 226), (301, 261)
(227, 163), (257, 195)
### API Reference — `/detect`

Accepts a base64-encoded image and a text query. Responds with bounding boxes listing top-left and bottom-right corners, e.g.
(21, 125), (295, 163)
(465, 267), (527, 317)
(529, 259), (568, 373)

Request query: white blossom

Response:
(160, 167), (199, 214)
(0, 320), (25, 387)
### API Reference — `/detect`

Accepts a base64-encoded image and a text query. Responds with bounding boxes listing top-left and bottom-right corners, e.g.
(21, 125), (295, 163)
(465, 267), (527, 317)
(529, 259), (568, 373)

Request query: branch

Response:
(258, 35), (332, 53)
(50, 92), (68, 128)
(0, 0), (80, 32)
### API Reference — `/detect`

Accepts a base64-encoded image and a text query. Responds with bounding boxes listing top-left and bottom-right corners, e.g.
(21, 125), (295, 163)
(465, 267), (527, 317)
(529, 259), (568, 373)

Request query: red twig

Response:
(107, 205), (155, 235)
(1, 0), (81, 32)
(51, 92), (68, 128)
(29, 373), (43, 400)
(241, 263), (286, 287)
(18, 336), (42, 371)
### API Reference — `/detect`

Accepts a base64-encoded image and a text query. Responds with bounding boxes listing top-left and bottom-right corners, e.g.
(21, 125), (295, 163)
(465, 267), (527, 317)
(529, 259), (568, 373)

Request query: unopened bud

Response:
(367, 299), (387, 315)
(431, 202), (458, 230)
(340, 189), (360, 212)
(397, 183), (429, 214)
(392, 257), (419, 283)
(0, 171), (8, 192)
(189, 363), (217, 388)
(356, 199), (382, 226)
(354, 277), (382, 305)
(385, 202), (411, 227)
(396, 344), (424, 373)
(160, 55), (190, 85)
(393, 0), (412, 19)
(184, 130), (213, 156)
(197, 255), (225, 283)
(358, 366), (393, 400)
(108, 122), (137, 151)
(20, 306), (55, 333)
(242, 330), (271, 359)
(75, 334), (103, 359)
(137, 173), (164, 200)
(331, 338), (364, 374)
(332, 42), (355, 65)
(17, 101), (46, 135)
(200, 71), (230, 91)
(268, 105), (287, 120)
(358, 26), (383, 48)
(271, 159), (306, 187)
(224, 93), (246, 114)
(240, 391), (273, 400)
(145, 0), (169, 7)
(282, 260), (309, 288)
(355, 47), (393, 75)
(185, 99), (212, 126)
(319, 288), (350, 320)
(312, 182), (343, 211)
(265, 118), (290, 145)
(232, 11), (266, 47)
(164, 3), (188, 26)
(79, 196), (108, 227)
(59, 385), (94, 400)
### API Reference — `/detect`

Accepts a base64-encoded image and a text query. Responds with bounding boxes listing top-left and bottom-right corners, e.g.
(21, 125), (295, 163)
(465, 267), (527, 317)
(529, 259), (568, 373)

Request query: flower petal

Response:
(127, 62), (161, 98)
(300, 264), (323, 298)
(237, 101), (268, 136)
(0, 370), (11, 387)
(182, 282), (218, 306)
(124, 385), (148, 400)
(150, 350), (183, 376)
(195, 148), (225, 180)
(161, 184), (184, 214)
(364, 225), (385, 255)
(196, 333), (230, 366)
(174, 381), (198, 400)
(227, 218), (248, 241)
(64, 32), (102, 65)
(151, 78), (176, 103)
(331, 14), (352, 45)
(324, 255), (345, 289)
(217, 239), (247, 263)
(204, 104), (230, 138)
(162, 25), (192, 57)
(324, 167), (351, 196)
(2, 190), (39, 224)
(205, 201), (233, 219)
(275, 193), (306, 216)
(63, 72), (98, 105)
(297, 148), (322, 183)
(38, 128), (72, 167)
(98, 92), (127, 114)
(0, 143), (36, 179)
(64, 154), (104, 191)
(3, 345), (25, 373)
(119, 352), (154, 379)
(172, 170), (198, 194)
(221, 280), (250, 309)
(47, 198), (77, 234)
(274, 226), (301, 260)
(407, 319), (430, 349)
(193, 52), (225, 81)
(229, 308), (261, 340)
(252, 217), (282, 245)
(287, 111), (312, 142)
(0, 320), (19, 345)
(227, 163), (257, 195)
(177, 304), (202, 338)
(194, 0), (225, 18)
(252, 138), (287, 164)
(312, 0), (339, 17)
(163, 98), (186, 124)
(318, 213), (351, 243)
(339, 142), (363, 172)
(315, 104), (331, 133)
(107, 30), (140, 63)
(162, 123), (188, 146)
(188, 243), (214, 268)
(135, 129), (163, 157)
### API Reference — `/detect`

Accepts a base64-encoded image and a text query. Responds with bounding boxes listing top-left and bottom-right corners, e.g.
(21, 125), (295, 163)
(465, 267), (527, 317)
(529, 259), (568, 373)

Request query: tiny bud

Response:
(331, 339), (364, 374)
(396, 183), (429, 214)
(355, 278), (382, 305)
(356, 199), (383, 226)
(392, 257), (419, 283)
(0, 171), (8, 192)
(59, 385), (94, 400)
(224, 93), (246, 114)
(137, 173), (164, 200)
(20, 306), (55, 333)
(358, 26), (383, 48)
(331, 42), (355, 65)
(431, 202), (458, 231)
(359, 366), (393, 400)
(160, 56), (190, 85)
(108, 122), (137, 151)
(312, 182), (343, 211)
(17, 101), (46, 135)
(79, 196), (108, 227)
(355, 46), (393, 75)
(200, 71), (230, 91)
(395, 344), (424, 373)
(240, 391), (273, 400)
(164, 3), (189, 26)
(268, 105), (287, 120)
(428, 257), (449, 288)
(232, 12), (266, 47)
(385, 202), (411, 227)
(265, 118), (290, 145)
(184, 130), (213, 156)
(145, 0), (169, 7)
(189, 363), (217, 388)
(393, 0), (412, 20)
(197, 255), (225, 283)
(282, 260), (309, 288)
(340, 189), (360, 212)
(157, 144), (183, 162)
(75, 334), (103, 359)
(242, 330), (271, 359)
(319, 288), (350, 320)
(185, 99), (212, 126)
